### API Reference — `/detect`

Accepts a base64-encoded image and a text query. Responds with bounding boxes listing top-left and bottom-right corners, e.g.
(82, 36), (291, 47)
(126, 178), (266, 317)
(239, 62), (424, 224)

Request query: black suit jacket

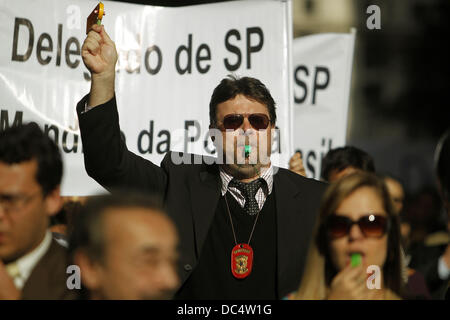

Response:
(409, 241), (449, 299)
(77, 95), (326, 298)
(21, 239), (78, 300)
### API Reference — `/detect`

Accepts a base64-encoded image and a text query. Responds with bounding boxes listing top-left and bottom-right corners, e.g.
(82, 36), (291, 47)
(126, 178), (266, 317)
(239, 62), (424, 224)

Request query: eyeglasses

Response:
(220, 113), (271, 131)
(326, 214), (390, 239)
(0, 191), (41, 213)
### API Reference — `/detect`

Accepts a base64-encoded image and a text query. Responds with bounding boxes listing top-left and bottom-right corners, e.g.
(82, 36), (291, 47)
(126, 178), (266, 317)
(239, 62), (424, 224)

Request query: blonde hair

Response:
(293, 172), (403, 300)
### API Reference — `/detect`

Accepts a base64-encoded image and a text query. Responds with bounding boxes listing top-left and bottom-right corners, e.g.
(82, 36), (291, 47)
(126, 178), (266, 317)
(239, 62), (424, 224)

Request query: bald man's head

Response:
(69, 192), (179, 300)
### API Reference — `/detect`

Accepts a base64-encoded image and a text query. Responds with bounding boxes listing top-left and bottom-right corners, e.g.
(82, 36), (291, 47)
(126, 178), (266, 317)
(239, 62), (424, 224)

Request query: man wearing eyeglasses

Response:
(0, 123), (77, 299)
(77, 24), (326, 299)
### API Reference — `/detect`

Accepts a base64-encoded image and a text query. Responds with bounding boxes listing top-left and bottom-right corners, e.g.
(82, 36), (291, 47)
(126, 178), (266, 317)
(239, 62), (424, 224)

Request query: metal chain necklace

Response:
(224, 193), (262, 279)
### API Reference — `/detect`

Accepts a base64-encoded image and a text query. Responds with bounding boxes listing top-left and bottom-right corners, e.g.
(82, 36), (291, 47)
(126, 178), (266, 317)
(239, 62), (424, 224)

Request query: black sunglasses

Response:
(220, 113), (270, 131)
(326, 214), (390, 239)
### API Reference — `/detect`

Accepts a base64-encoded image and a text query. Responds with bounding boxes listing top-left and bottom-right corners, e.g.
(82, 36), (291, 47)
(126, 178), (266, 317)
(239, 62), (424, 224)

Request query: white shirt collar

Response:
(219, 164), (274, 196)
(9, 230), (52, 289)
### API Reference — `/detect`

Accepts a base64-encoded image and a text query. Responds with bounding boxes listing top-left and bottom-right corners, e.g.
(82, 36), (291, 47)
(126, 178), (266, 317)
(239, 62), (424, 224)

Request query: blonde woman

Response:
(291, 172), (404, 299)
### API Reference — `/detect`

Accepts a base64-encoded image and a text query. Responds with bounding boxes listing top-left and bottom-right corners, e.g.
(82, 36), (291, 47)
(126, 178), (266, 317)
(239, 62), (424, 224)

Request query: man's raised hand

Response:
(82, 24), (117, 77)
(82, 25), (117, 107)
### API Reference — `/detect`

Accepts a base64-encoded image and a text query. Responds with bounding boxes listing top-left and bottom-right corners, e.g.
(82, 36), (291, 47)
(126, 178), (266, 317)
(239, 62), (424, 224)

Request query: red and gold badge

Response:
(231, 243), (253, 279)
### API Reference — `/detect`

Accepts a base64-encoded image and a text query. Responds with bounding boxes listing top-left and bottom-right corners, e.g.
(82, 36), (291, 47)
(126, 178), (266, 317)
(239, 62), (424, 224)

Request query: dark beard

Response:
(221, 163), (262, 180)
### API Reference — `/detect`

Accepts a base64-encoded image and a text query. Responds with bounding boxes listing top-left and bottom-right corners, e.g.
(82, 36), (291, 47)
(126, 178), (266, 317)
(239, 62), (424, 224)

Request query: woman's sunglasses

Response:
(220, 113), (270, 131)
(326, 214), (390, 239)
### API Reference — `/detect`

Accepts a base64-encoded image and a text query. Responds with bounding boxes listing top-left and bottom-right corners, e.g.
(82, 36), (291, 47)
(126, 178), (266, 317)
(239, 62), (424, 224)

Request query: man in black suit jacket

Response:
(431, 128), (450, 299)
(78, 24), (326, 299)
(410, 129), (450, 299)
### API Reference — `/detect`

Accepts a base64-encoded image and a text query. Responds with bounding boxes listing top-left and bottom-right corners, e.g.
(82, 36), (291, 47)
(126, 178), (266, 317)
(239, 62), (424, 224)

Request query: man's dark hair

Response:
(0, 123), (63, 196)
(68, 191), (166, 263)
(435, 128), (450, 203)
(209, 75), (276, 126)
(321, 146), (375, 181)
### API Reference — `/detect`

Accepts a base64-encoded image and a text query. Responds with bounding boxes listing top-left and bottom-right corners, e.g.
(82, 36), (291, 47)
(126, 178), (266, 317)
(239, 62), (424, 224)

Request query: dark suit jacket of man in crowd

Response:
(76, 95), (326, 298)
(21, 239), (78, 300)
(409, 235), (449, 299)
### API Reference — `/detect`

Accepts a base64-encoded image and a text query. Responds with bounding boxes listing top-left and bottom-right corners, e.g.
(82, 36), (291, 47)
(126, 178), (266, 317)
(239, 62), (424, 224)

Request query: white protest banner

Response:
(292, 30), (355, 180)
(0, 0), (293, 195)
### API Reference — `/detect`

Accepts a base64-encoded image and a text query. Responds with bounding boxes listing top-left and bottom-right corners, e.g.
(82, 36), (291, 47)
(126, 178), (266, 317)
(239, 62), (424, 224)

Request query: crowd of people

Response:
(287, 145), (449, 299)
(0, 24), (448, 300)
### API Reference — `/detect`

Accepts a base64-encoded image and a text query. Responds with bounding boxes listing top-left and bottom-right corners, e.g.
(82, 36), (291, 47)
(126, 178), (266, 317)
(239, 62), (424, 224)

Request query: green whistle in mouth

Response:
(351, 253), (362, 267)
(244, 145), (251, 158)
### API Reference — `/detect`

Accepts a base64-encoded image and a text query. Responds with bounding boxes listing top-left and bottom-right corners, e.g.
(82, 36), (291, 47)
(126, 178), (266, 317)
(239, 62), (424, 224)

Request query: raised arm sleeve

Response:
(76, 94), (167, 195)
